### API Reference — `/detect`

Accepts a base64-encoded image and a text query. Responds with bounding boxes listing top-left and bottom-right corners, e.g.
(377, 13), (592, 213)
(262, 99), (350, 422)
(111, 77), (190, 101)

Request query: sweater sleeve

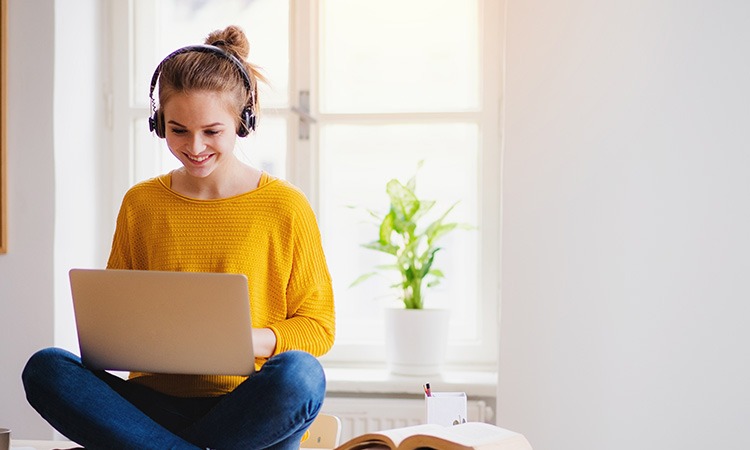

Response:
(268, 195), (335, 357)
(106, 192), (133, 270)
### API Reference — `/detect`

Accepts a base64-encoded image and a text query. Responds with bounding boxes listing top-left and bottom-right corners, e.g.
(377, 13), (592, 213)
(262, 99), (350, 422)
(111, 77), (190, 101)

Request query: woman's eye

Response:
(170, 128), (187, 135)
(205, 130), (220, 136)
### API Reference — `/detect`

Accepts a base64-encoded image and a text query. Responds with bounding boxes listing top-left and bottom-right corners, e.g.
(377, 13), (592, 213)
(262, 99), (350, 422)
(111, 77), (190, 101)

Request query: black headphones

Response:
(148, 44), (256, 138)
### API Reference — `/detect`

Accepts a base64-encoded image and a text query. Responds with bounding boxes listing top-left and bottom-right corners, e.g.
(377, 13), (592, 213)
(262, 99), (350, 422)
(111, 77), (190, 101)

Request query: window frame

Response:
(108, 0), (502, 371)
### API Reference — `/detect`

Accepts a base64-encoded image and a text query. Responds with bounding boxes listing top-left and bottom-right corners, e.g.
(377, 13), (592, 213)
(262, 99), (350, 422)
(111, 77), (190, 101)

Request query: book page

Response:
(338, 443), (391, 450)
(400, 422), (531, 450)
(337, 423), (532, 450)
(335, 424), (443, 450)
(376, 424), (444, 446)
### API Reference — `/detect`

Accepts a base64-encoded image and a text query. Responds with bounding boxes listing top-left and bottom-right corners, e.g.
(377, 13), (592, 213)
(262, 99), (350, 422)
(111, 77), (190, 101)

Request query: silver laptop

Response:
(69, 268), (255, 376)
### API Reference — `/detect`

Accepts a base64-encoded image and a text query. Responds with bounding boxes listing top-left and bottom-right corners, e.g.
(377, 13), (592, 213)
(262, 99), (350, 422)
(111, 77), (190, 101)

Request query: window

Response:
(110, 0), (501, 369)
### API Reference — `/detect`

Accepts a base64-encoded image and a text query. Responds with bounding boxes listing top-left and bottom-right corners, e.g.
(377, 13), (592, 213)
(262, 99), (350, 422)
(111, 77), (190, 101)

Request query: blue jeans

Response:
(22, 348), (325, 450)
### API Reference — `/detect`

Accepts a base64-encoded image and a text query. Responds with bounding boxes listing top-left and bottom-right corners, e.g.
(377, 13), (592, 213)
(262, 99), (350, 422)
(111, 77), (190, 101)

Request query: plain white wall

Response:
(53, 0), (105, 359)
(0, 0), (104, 439)
(0, 0), (57, 438)
(499, 1), (750, 449)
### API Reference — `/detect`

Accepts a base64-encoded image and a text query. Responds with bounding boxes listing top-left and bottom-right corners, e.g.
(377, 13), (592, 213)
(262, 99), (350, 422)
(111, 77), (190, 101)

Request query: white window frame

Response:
(107, 0), (503, 371)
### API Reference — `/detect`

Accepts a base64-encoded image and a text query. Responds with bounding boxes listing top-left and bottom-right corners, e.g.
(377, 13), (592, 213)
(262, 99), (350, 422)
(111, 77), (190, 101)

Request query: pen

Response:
(423, 382), (432, 397)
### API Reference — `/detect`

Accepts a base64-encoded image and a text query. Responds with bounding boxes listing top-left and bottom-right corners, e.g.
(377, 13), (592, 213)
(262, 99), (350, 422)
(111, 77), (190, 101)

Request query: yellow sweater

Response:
(106, 172), (335, 397)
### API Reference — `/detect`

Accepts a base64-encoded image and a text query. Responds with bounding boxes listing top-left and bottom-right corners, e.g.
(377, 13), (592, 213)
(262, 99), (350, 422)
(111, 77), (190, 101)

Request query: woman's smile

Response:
(185, 152), (214, 164)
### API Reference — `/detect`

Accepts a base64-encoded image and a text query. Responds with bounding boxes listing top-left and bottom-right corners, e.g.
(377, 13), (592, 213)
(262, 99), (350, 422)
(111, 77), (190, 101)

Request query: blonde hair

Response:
(156, 25), (265, 131)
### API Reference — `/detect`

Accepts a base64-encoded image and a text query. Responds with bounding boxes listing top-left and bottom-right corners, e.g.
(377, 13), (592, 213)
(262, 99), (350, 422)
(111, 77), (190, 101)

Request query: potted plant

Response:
(352, 163), (470, 375)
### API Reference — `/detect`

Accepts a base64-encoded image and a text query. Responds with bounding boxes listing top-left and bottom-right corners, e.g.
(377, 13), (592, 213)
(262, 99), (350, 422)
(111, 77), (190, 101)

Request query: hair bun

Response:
(206, 25), (250, 60)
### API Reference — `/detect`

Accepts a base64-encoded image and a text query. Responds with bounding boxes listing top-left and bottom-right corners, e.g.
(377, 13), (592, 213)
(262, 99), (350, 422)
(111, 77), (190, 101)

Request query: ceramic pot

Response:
(384, 308), (450, 376)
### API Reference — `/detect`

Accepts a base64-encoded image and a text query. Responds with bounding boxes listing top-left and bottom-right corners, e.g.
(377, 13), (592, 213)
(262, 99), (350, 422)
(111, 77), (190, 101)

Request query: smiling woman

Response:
(22, 24), (336, 449)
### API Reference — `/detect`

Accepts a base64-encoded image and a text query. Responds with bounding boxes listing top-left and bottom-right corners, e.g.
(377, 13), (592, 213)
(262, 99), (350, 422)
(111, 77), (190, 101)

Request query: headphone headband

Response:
(148, 44), (256, 138)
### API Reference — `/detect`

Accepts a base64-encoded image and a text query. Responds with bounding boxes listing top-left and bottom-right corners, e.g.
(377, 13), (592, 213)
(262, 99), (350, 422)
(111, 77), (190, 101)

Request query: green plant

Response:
(351, 164), (470, 309)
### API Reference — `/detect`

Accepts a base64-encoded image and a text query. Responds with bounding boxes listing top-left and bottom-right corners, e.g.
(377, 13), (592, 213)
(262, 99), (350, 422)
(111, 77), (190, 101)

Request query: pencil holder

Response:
(425, 391), (468, 426)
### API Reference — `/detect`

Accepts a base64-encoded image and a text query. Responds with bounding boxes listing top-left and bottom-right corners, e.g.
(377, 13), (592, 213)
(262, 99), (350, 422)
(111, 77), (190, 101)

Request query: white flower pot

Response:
(384, 308), (450, 376)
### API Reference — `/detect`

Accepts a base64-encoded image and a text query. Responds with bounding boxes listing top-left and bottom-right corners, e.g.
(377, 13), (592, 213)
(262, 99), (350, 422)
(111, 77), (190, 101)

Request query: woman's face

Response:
(162, 90), (239, 180)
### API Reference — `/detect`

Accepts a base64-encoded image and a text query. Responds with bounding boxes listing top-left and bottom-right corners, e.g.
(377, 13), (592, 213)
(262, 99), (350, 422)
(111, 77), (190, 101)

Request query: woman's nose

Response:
(187, 134), (205, 153)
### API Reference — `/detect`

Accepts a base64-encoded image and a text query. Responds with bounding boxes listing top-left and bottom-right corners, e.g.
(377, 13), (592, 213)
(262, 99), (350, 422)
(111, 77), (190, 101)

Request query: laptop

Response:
(69, 268), (255, 376)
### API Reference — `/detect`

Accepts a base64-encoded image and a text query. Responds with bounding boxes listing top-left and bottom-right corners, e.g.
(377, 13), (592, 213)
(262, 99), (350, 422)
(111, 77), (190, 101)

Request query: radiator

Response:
(320, 396), (494, 443)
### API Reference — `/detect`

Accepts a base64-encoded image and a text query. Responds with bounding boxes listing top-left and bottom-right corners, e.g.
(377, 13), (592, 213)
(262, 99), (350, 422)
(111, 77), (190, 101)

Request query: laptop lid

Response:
(69, 268), (255, 376)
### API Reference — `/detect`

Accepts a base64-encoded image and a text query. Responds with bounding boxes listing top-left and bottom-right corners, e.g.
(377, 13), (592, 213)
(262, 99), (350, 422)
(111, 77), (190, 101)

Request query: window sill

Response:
(323, 366), (497, 399)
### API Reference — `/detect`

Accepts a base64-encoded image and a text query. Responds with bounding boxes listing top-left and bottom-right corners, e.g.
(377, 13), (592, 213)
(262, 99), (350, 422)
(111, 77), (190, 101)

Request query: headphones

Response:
(148, 44), (256, 138)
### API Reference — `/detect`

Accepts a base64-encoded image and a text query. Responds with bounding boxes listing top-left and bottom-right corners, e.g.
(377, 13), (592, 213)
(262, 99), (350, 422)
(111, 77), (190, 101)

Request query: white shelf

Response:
(323, 367), (497, 398)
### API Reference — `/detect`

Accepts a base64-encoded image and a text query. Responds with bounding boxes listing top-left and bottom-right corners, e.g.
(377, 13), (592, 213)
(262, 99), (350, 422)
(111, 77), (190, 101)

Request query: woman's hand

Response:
(252, 328), (277, 358)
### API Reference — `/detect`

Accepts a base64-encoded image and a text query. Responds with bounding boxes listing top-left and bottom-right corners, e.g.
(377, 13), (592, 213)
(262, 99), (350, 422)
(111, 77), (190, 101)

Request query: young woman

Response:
(22, 25), (335, 449)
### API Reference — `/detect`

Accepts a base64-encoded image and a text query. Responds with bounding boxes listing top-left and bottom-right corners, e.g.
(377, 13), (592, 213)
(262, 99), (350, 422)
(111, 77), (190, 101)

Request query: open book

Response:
(333, 422), (532, 450)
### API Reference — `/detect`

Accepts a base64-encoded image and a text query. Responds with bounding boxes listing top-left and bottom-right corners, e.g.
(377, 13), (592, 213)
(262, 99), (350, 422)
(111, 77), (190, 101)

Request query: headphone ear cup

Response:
(238, 107), (255, 137)
(151, 110), (166, 138)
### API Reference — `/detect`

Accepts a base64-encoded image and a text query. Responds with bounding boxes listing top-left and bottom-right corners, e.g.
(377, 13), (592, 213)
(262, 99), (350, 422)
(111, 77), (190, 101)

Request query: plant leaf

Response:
(427, 222), (459, 245)
(424, 203), (457, 239)
(362, 241), (399, 255)
(420, 247), (441, 277)
(406, 160), (425, 193)
(379, 210), (395, 245)
(429, 268), (445, 278)
(426, 279), (442, 288)
(365, 208), (384, 221)
(411, 199), (436, 223)
(386, 179), (420, 221)
(349, 272), (379, 288)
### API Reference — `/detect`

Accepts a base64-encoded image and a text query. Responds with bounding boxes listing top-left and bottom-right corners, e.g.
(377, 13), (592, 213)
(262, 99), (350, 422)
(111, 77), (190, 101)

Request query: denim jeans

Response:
(22, 347), (325, 450)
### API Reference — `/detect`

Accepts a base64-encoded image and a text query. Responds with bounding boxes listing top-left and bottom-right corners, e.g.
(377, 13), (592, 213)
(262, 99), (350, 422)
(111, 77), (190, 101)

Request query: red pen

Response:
(423, 383), (432, 397)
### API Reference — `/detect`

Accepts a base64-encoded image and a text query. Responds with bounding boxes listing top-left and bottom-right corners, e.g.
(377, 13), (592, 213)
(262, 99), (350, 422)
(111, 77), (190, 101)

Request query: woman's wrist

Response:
(252, 327), (277, 358)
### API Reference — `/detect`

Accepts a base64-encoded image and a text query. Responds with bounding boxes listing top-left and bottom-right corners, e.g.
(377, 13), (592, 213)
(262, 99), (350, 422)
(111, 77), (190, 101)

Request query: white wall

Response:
(0, 0), (57, 438)
(499, 1), (750, 450)
(53, 0), (106, 358)
(0, 0), (104, 439)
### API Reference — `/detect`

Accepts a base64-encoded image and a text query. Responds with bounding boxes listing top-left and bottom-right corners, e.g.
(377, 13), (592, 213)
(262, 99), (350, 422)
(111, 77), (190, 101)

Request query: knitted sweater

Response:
(106, 172), (335, 397)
